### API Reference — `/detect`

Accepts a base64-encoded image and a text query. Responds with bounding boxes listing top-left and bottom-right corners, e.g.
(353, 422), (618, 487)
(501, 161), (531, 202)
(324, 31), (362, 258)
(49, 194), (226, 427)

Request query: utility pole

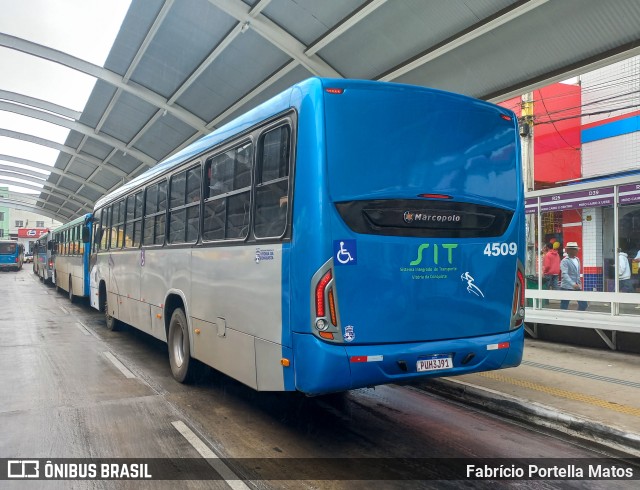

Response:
(520, 92), (534, 192)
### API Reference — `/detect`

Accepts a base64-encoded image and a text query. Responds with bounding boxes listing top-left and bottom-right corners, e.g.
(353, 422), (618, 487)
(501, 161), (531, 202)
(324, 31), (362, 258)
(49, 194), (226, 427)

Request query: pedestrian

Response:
(543, 242), (561, 291)
(618, 248), (633, 293)
(560, 242), (588, 311)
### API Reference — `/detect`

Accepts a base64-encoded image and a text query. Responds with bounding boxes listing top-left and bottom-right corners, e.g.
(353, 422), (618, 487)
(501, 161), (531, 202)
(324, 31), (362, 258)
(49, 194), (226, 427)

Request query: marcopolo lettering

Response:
(404, 211), (462, 224)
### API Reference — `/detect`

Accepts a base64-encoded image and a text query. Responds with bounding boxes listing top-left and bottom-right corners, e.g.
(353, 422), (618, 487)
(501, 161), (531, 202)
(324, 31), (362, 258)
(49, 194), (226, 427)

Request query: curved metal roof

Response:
(2, 0), (640, 222)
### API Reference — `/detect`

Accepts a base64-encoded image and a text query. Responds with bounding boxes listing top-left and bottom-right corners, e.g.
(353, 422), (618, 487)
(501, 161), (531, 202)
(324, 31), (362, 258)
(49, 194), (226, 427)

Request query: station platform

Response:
(418, 338), (640, 457)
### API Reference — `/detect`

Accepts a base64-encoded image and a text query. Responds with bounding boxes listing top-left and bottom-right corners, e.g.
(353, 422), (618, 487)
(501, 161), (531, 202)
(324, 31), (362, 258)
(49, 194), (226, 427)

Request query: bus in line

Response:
(33, 231), (55, 283)
(52, 214), (92, 302)
(0, 240), (24, 272)
(88, 78), (525, 395)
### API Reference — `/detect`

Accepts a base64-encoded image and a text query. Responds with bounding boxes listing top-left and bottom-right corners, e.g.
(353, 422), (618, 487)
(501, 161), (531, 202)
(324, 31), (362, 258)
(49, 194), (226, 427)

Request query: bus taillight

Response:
(312, 261), (341, 338)
(315, 270), (332, 320)
(328, 288), (337, 326)
(48, 259), (54, 269)
(512, 266), (525, 328)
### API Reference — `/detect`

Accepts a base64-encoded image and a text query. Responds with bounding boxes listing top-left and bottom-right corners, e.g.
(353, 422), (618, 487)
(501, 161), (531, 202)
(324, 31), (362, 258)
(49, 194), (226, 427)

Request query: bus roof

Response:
(94, 77), (515, 210)
(51, 213), (92, 233)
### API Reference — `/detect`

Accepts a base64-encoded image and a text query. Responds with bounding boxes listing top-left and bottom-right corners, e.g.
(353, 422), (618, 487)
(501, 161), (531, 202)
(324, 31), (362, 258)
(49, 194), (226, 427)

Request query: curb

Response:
(413, 378), (640, 458)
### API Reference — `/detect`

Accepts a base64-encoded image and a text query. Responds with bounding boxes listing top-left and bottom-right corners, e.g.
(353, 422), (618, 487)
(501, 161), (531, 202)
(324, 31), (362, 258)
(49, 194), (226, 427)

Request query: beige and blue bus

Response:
(52, 214), (92, 302)
(88, 78), (525, 395)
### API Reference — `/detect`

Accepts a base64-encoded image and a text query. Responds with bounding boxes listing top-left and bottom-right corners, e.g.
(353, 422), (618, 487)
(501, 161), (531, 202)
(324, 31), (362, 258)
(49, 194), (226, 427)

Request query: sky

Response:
(0, 0), (131, 194)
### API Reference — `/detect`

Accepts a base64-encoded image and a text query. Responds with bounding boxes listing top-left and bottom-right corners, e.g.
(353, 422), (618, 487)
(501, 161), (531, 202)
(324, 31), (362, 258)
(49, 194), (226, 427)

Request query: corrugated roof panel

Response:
(262, 0), (365, 45)
(63, 161), (98, 180)
(318, 0), (514, 79)
(394, 0), (640, 100)
(99, 91), (158, 143)
(77, 140), (114, 161)
(214, 64), (315, 128)
(175, 30), (290, 122)
(104, 0), (165, 76)
(78, 80), (119, 129)
(91, 168), (126, 191)
(44, 196), (64, 206)
(57, 178), (81, 193)
(77, 187), (103, 203)
(133, 113), (195, 162)
(128, 0), (237, 98)
(108, 152), (147, 175)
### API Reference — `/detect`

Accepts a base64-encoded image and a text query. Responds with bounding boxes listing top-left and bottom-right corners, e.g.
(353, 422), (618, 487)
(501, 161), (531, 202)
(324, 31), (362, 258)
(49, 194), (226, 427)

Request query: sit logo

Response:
(410, 243), (458, 266)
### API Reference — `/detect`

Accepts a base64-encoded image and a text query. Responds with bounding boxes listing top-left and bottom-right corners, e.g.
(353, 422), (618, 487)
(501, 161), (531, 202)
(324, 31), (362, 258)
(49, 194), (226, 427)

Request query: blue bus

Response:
(89, 78), (525, 395)
(52, 214), (92, 302)
(0, 240), (24, 271)
(33, 231), (55, 283)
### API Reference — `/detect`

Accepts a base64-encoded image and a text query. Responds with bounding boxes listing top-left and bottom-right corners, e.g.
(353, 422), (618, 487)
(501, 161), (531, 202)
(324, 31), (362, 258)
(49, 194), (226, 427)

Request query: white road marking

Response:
(77, 321), (101, 339)
(59, 306), (69, 314)
(171, 420), (249, 490)
(103, 352), (136, 379)
(75, 323), (91, 336)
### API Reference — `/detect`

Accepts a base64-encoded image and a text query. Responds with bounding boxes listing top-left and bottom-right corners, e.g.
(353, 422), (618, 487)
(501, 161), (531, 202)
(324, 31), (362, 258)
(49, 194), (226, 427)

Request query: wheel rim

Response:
(172, 320), (185, 368)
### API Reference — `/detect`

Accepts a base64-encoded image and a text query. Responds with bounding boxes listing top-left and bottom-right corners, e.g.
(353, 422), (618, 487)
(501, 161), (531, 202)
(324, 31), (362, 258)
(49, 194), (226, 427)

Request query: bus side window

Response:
(254, 125), (290, 238)
(203, 143), (251, 241)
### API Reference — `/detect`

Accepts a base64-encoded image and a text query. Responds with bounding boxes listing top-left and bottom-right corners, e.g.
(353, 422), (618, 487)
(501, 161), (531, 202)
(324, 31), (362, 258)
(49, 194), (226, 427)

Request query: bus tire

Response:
(104, 294), (120, 331)
(168, 308), (193, 383)
(68, 277), (76, 303)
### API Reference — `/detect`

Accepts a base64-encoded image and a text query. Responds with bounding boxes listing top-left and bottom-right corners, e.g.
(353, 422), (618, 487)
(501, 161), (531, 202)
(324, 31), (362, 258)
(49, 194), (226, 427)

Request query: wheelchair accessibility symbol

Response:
(333, 240), (357, 266)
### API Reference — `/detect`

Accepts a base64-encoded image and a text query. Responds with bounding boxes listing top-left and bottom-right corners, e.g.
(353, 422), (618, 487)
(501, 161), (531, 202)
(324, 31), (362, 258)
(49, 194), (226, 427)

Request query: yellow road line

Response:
(479, 371), (640, 417)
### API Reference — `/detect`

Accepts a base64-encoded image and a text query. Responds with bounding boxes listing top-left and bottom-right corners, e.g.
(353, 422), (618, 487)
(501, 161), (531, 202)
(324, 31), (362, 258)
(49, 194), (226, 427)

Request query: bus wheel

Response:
(68, 277), (76, 303)
(168, 308), (193, 383)
(104, 295), (120, 331)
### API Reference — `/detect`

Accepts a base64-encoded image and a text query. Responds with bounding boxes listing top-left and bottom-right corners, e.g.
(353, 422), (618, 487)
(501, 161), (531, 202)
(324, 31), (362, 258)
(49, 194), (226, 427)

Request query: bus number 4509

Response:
(484, 242), (517, 257)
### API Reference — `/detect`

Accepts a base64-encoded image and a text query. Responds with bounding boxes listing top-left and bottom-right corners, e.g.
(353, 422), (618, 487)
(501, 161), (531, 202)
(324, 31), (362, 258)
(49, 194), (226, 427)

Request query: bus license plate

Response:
(417, 355), (453, 372)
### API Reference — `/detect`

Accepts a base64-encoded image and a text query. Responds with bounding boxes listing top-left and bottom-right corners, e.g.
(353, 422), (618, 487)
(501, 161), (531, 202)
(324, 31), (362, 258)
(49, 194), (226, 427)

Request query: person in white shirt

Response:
(618, 248), (633, 293)
(560, 242), (588, 311)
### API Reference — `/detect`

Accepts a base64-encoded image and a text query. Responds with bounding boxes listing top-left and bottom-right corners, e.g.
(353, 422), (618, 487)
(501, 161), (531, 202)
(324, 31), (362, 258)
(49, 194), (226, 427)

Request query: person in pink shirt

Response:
(543, 241), (561, 291)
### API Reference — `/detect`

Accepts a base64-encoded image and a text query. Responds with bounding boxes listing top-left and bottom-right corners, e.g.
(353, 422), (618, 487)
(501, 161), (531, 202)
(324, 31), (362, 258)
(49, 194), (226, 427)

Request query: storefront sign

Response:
(525, 198), (538, 215)
(540, 187), (614, 212)
(17, 228), (48, 238)
(618, 183), (640, 205)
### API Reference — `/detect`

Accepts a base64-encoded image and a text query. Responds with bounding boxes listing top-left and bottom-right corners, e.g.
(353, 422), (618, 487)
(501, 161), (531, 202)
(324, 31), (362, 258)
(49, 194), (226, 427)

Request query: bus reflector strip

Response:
(487, 342), (510, 351)
(350, 355), (383, 363)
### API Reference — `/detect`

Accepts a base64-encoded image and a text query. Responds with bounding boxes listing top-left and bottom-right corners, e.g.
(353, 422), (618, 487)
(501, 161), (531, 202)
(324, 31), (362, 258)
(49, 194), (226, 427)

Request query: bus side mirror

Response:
(82, 227), (91, 243)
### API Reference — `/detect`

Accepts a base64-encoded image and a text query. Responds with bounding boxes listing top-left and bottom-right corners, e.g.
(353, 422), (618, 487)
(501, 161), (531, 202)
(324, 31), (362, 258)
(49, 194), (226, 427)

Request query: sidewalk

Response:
(417, 338), (640, 457)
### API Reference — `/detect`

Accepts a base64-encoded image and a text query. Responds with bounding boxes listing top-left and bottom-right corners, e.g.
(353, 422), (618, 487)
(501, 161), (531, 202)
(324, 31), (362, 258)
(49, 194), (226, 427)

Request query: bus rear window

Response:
(324, 87), (518, 209)
(0, 243), (16, 254)
(336, 199), (513, 238)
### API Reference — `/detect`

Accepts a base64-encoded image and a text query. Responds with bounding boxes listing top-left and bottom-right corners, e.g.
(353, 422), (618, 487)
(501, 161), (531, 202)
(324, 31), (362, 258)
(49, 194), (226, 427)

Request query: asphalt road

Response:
(0, 268), (637, 489)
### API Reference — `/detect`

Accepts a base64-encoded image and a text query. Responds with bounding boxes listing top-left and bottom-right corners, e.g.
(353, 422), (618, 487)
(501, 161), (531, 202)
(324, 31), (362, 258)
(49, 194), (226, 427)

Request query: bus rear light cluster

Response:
(511, 264), (525, 328)
(315, 271), (332, 318)
(312, 260), (341, 340)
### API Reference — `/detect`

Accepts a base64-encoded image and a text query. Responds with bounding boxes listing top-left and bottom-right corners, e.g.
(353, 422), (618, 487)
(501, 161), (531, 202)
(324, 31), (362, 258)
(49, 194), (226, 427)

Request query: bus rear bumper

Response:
(292, 327), (524, 395)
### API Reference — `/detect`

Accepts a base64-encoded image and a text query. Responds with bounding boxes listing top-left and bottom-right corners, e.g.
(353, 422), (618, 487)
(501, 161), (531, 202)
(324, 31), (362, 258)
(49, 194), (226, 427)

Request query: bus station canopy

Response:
(2, 0), (640, 222)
